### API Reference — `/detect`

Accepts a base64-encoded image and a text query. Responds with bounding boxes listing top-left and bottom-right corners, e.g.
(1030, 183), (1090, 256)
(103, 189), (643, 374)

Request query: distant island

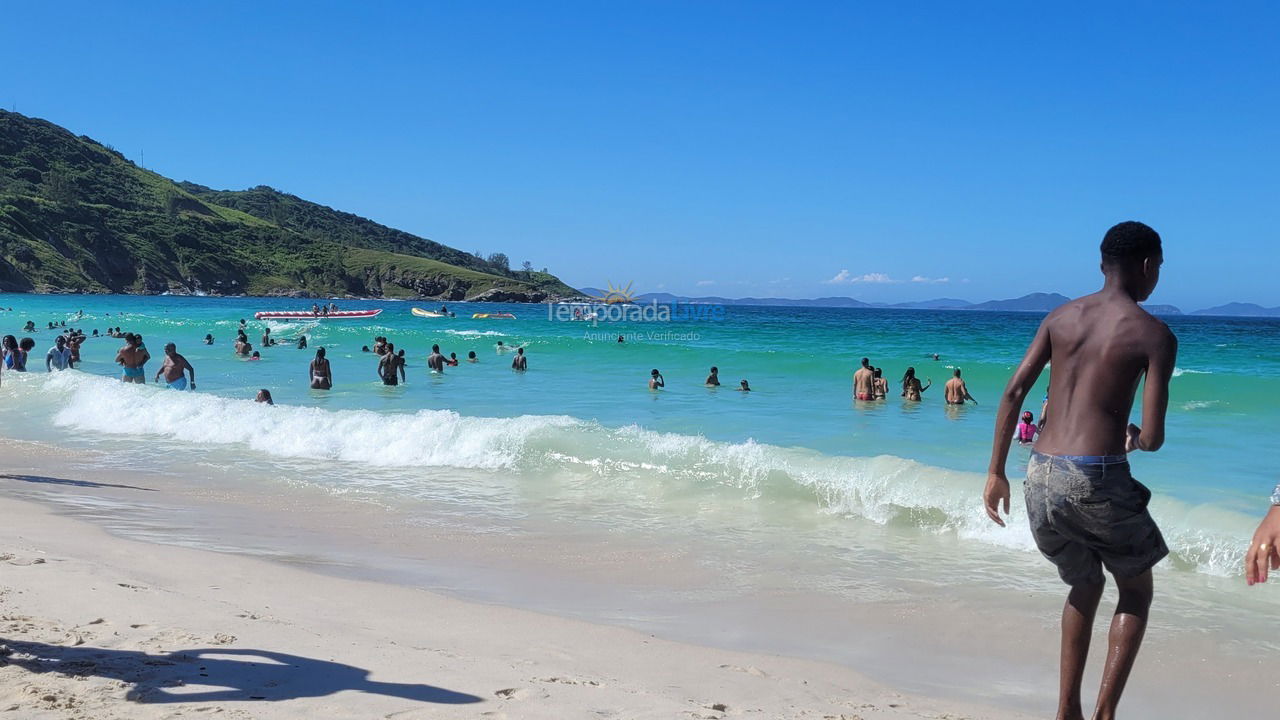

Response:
(0, 110), (576, 300)
(575, 290), (1277, 318)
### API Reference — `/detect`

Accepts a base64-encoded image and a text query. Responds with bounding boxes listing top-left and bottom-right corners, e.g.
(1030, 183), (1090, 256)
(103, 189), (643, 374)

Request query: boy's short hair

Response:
(1101, 221), (1161, 264)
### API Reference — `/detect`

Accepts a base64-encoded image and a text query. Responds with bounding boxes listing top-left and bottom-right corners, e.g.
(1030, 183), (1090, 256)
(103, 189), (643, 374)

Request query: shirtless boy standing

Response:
(983, 221), (1175, 720)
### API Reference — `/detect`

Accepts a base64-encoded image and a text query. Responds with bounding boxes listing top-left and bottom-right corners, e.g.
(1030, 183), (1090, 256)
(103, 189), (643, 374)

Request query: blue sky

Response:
(3, 1), (1276, 310)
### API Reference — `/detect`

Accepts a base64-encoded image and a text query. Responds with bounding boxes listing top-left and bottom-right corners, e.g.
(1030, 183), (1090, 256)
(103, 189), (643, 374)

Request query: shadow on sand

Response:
(0, 640), (483, 706)
(0, 473), (156, 492)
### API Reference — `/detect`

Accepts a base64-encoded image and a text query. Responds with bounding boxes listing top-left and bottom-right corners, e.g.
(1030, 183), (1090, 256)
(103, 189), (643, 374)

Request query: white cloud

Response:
(696, 279), (716, 287)
(825, 270), (898, 285)
(911, 275), (951, 284)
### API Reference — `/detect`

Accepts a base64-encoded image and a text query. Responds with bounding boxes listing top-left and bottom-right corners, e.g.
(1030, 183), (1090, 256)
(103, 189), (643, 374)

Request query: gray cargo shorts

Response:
(1024, 452), (1168, 586)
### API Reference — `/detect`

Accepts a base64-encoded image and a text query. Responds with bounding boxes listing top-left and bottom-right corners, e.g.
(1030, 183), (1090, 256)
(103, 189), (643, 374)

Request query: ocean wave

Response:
(1172, 367), (1212, 378)
(21, 372), (1254, 578)
(1181, 400), (1221, 411)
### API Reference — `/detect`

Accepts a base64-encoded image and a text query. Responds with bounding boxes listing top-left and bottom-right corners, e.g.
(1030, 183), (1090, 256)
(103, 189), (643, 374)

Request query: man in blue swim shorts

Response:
(115, 333), (150, 384)
(983, 222), (1176, 720)
(155, 342), (196, 391)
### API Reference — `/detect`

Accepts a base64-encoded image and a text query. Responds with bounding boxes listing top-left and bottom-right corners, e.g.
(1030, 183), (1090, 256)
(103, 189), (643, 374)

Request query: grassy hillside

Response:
(0, 110), (573, 300)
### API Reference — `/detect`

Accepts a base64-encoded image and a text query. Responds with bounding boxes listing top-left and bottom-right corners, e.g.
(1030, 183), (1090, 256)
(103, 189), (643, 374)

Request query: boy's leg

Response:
(1092, 570), (1154, 720)
(1058, 580), (1104, 720)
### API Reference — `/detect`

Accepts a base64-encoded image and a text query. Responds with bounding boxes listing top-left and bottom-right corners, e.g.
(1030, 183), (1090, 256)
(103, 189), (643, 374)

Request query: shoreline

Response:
(0, 491), (1037, 720)
(1, 438), (1276, 718)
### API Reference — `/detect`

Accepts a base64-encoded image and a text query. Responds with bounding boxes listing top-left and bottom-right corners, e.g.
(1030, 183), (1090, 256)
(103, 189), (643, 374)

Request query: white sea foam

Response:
(1172, 367), (1212, 378)
(27, 372), (1254, 578)
(44, 372), (574, 470)
(1181, 400), (1221, 411)
(443, 329), (507, 337)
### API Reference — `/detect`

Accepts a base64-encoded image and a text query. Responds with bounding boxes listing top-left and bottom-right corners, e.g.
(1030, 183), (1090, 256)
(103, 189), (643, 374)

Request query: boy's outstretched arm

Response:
(984, 320), (1052, 526)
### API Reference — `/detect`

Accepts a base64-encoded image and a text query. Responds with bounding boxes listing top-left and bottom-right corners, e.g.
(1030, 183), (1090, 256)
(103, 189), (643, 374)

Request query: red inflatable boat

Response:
(253, 309), (384, 321)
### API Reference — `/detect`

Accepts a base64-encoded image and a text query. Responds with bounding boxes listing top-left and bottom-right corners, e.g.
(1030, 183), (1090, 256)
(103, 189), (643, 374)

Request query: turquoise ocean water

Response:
(1, 294), (1278, 647)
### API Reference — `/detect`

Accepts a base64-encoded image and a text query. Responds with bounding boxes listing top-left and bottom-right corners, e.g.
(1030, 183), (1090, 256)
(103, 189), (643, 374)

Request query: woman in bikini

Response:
(309, 347), (332, 390)
(901, 366), (931, 401)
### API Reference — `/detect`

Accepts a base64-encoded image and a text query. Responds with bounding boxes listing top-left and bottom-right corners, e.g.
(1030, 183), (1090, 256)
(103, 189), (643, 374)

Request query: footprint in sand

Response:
(718, 663), (767, 677)
(494, 688), (525, 700)
(537, 676), (601, 687)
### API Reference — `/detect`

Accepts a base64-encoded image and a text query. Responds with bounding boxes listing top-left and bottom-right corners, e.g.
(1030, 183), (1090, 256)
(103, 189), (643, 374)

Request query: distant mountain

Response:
(1141, 304), (1183, 316)
(573, 289), (1064, 311)
(0, 110), (574, 300)
(1191, 303), (1280, 318)
(889, 298), (973, 310)
(575, 289), (875, 307)
(955, 292), (1071, 312)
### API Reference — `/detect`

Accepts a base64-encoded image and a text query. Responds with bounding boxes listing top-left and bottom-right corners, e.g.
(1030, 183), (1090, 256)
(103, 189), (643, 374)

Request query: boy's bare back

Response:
(1034, 292), (1177, 457)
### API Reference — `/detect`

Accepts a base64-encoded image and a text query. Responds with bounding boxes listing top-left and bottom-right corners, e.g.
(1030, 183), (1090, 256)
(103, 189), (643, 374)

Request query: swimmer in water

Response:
(873, 367), (888, 399)
(427, 344), (446, 373)
(511, 347), (527, 371)
(155, 343), (196, 390)
(378, 344), (405, 385)
(944, 368), (977, 405)
(1016, 411), (1039, 445)
(250, 351), (261, 361)
(309, 347), (332, 390)
(115, 333), (150, 383)
(204, 334), (214, 345)
(853, 357), (875, 401)
(738, 379), (751, 392)
(496, 340), (507, 353)
(467, 350), (478, 363)
(705, 366), (720, 386)
(447, 352), (459, 366)
(255, 389), (274, 405)
(297, 335), (307, 349)
(617, 335), (625, 344)
(46, 335), (73, 372)
(649, 368), (664, 389)
(261, 328), (274, 347)
(901, 367), (931, 401)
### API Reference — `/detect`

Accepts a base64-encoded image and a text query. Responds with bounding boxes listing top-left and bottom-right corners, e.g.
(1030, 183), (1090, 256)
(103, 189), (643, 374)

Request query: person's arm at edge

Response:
(984, 321), (1052, 526)
(45, 349), (52, 372)
(1127, 327), (1176, 452)
(185, 358), (196, 389)
(1246, 485), (1280, 585)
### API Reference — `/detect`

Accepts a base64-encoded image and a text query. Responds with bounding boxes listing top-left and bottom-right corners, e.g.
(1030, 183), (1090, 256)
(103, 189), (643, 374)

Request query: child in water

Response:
(1016, 411), (1039, 445)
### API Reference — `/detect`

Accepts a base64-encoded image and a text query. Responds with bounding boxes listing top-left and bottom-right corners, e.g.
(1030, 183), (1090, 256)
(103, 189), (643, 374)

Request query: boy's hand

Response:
(1246, 506), (1280, 585)
(1125, 423), (1142, 452)
(983, 472), (1011, 527)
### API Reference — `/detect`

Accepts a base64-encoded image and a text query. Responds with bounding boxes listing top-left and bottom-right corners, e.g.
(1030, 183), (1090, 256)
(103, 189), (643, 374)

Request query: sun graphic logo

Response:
(594, 280), (638, 304)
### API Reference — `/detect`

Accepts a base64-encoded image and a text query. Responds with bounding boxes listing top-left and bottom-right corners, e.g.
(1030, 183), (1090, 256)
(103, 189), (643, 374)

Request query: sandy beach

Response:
(0, 490), (1042, 720)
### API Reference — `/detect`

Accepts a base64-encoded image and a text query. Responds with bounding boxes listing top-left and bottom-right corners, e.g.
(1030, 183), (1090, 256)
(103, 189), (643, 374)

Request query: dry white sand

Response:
(0, 495), (1037, 720)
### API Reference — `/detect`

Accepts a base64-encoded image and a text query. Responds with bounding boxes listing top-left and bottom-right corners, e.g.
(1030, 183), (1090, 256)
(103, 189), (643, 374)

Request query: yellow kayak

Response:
(472, 312), (516, 319)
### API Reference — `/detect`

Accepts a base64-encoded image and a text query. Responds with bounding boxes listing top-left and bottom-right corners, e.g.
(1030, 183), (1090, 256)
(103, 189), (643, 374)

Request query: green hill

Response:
(0, 110), (575, 300)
